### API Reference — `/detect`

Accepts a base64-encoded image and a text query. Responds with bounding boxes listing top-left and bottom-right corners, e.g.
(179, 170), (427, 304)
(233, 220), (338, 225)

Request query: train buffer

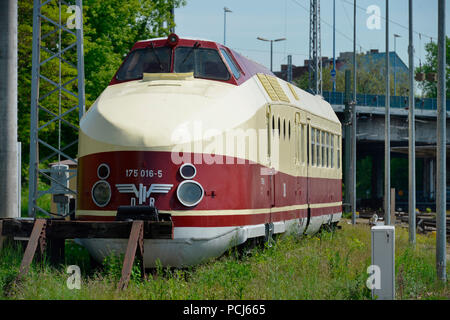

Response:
(0, 218), (173, 290)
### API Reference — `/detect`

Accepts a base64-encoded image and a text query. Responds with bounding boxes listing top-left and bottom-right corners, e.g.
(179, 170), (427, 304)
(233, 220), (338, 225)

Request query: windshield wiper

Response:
(181, 41), (201, 65)
(148, 42), (164, 71)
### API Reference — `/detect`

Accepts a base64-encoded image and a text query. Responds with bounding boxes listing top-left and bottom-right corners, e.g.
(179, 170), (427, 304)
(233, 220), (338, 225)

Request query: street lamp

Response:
(393, 33), (401, 96)
(223, 7), (232, 45)
(256, 37), (286, 72)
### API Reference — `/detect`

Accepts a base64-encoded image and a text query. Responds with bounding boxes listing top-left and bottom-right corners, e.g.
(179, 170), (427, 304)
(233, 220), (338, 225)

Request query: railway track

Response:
(397, 213), (450, 237)
(358, 211), (450, 237)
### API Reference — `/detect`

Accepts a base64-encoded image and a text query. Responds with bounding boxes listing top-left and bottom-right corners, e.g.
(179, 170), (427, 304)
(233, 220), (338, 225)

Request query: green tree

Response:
(83, 0), (186, 102)
(294, 54), (408, 96)
(18, 0), (186, 184)
(415, 37), (450, 98)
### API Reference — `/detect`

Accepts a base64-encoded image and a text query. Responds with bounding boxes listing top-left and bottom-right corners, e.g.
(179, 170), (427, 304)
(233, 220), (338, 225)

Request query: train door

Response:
(266, 105), (275, 210)
(305, 119), (312, 232)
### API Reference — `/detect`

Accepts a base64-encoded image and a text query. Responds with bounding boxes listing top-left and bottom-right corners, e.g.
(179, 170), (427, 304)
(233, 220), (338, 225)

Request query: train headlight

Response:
(167, 33), (179, 47)
(179, 163), (196, 179)
(177, 180), (204, 207)
(97, 163), (110, 179)
(92, 180), (111, 207)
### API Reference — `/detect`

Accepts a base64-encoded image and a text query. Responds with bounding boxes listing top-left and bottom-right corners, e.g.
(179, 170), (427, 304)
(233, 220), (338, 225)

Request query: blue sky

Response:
(174, 0), (450, 72)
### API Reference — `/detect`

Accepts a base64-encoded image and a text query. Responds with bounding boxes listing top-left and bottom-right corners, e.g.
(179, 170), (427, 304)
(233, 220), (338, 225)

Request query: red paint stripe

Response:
(77, 150), (342, 227)
(310, 205), (342, 217)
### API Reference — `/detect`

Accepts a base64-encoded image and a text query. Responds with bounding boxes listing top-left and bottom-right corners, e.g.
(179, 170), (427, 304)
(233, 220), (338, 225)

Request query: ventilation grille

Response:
(257, 73), (290, 103)
(287, 83), (300, 100)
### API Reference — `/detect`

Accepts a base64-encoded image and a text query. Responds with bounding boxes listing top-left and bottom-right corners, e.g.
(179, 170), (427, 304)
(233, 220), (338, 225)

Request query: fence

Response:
(321, 91), (450, 111)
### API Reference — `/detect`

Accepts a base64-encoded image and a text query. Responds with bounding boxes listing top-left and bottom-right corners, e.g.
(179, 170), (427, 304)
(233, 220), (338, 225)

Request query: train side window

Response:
(331, 134), (334, 168)
(302, 124), (308, 163)
(288, 120), (291, 140)
(319, 131), (325, 167)
(312, 128), (315, 166)
(299, 124), (302, 164)
(316, 129), (322, 167)
(220, 48), (241, 79)
(301, 124), (304, 164)
(337, 136), (341, 169)
(326, 132), (330, 168)
(272, 115), (275, 133)
(316, 129), (321, 167)
(278, 117), (281, 138)
(283, 119), (286, 140)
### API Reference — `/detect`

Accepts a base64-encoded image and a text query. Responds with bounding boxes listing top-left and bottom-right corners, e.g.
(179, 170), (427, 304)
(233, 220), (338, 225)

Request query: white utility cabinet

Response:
(371, 225), (395, 300)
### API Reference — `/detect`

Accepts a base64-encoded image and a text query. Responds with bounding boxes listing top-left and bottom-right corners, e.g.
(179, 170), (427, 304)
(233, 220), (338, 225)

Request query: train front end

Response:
(75, 34), (266, 267)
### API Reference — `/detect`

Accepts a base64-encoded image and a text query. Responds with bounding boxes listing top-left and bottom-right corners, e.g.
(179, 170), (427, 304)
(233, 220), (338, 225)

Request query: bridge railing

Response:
(321, 91), (449, 111)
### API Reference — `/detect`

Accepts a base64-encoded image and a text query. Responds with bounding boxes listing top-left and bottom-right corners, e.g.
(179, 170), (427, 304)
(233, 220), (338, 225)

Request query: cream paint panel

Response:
(80, 77), (267, 151)
(79, 75), (341, 179)
(77, 202), (336, 217)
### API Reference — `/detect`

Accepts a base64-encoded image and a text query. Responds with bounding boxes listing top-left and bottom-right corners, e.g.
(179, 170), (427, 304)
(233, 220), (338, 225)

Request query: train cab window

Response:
(220, 48), (241, 79)
(283, 119), (286, 140)
(174, 47), (230, 81)
(116, 47), (172, 81)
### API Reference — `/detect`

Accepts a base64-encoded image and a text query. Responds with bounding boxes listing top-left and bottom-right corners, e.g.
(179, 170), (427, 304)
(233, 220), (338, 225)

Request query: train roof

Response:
(109, 34), (339, 124)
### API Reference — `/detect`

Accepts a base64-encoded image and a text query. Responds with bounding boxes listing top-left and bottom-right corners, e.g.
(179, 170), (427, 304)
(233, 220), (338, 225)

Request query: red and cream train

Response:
(76, 34), (342, 267)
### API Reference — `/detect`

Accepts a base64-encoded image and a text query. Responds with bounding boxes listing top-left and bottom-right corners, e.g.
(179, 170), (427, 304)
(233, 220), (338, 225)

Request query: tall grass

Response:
(20, 181), (52, 217)
(0, 221), (448, 300)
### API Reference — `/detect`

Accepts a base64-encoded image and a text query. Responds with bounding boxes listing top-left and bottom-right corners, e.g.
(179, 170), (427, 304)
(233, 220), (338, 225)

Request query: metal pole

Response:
(385, 0), (391, 225)
(170, 2), (175, 33)
(287, 54), (293, 83)
(344, 70), (351, 215)
(394, 36), (396, 96)
(315, 1), (319, 94)
(29, 0), (41, 217)
(332, 0), (336, 93)
(270, 40), (273, 72)
(223, 7), (232, 46)
(0, 0), (18, 218)
(408, 0), (416, 245)
(76, 0), (85, 118)
(436, 0), (447, 282)
(351, 0), (357, 224)
(224, 9), (226, 45)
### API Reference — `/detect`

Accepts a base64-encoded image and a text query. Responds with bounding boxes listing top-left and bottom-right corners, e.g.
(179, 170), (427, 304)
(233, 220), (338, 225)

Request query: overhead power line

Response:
(340, 0), (435, 41)
(290, 0), (369, 52)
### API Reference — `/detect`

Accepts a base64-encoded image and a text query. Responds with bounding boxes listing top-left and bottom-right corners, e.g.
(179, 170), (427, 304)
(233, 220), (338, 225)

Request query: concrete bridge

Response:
(323, 91), (450, 212)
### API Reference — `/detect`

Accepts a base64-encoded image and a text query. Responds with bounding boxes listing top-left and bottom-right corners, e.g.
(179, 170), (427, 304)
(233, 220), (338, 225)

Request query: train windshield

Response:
(174, 47), (230, 81)
(116, 46), (172, 81)
(116, 46), (231, 82)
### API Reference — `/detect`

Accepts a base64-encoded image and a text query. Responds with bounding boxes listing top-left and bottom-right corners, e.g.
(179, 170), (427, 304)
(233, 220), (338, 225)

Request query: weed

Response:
(0, 221), (448, 300)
